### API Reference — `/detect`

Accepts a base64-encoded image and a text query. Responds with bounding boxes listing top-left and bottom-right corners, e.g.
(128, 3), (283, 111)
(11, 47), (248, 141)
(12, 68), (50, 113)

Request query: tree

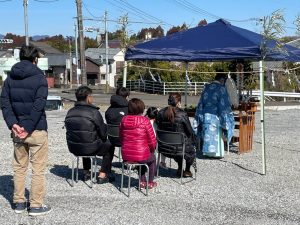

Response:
(166, 23), (188, 36)
(257, 9), (286, 59)
(136, 26), (165, 40)
(294, 14), (300, 36)
(1, 33), (26, 50)
(198, 19), (207, 26)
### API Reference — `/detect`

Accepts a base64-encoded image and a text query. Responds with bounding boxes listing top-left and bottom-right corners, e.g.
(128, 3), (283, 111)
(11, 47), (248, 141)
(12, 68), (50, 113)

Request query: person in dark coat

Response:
(1, 45), (51, 216)
(105, 87), (129, 126)
(65, 86), (114, 184)
(156, 93), (196, 178)
(105, 87), (129, 160)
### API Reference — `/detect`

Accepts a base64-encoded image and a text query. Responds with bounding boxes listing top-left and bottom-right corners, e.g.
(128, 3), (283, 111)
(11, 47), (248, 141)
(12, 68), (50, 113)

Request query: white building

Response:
(85, 48), (125, 87)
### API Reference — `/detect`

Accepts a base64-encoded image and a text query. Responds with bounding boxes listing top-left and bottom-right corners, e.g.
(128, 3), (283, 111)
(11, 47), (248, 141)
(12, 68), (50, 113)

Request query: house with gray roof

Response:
(85, 48), (124, 87)
(30, 42), (72, 87)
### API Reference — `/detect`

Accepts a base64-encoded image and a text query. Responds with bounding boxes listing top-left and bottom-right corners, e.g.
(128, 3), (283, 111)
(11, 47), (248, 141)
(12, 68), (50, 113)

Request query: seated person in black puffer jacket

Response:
(65, 86), (115, 184)
(105, 87), (130, 147)
(156, 93), (196, 178)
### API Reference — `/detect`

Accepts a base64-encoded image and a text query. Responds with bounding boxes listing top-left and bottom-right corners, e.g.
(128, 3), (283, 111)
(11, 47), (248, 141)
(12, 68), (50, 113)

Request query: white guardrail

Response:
(245, 90), (300, 102)
(119, 80), (300, 101)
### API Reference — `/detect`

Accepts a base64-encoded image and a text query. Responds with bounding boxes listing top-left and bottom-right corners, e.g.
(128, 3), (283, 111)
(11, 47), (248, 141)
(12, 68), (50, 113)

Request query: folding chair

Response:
(156, 129), (197, 185)
(120, 161), (149, 197)
(71, 155), (98, 188)
(107, 124), (122, 162)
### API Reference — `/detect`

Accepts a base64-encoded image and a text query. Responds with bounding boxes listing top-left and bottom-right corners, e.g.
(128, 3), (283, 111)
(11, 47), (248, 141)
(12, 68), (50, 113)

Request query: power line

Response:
(33, 0), (59, 2)
(171, 0), (257, 23)
(82, 1), (102, 19)
(172, 0), (220, 20)
(106, 0), (174, 27)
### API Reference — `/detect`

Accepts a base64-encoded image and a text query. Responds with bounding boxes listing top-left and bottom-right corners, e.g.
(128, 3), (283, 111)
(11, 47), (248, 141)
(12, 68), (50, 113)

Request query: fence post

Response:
(138, 79), (140, 91)
(194, 82), (197, 95)
(163, 82), (166, 95)
(153, 81), (154, 94)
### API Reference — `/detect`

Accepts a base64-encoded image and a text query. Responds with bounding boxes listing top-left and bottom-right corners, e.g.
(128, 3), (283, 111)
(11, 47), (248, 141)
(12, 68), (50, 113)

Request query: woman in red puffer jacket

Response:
(120, 98), (157, 189)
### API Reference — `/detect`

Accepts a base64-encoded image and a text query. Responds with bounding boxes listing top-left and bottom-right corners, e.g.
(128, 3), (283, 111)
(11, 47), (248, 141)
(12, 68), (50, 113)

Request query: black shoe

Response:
(83, 173), (91, 182)
(14, 202), (27, 214)
(97, 176), (115, 184)
(28, 204), (52, 216)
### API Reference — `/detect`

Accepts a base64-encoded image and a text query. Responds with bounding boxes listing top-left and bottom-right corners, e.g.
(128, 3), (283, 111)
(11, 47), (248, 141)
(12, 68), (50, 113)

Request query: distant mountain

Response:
(32, 35), (50, 41)
(0, 34), (4, 39)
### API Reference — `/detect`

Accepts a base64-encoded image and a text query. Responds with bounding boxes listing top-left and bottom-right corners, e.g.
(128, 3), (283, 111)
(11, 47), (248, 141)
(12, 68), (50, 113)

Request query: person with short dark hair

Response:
(65, 86), (115, 184)
(105, 87), (130, 161)
(116, 86), (130, 99)
(156, 93), (196, 178)
(1, 45), (51, 216)
(195, 71), (234, 158)
(120, 98), (157, 189)
(105, 86), (130, 126)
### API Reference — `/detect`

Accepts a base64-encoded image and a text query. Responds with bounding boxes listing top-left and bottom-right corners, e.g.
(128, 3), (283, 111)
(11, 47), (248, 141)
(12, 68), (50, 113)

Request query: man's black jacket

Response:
(65, 102), (107, 156)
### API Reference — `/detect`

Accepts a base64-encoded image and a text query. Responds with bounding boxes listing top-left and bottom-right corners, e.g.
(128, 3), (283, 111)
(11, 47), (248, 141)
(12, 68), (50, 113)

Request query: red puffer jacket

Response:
(120, 115), (156, 162)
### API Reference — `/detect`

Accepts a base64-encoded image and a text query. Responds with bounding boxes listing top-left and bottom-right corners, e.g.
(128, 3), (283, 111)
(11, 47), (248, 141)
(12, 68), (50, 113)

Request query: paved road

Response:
(49, 88), (300, 110)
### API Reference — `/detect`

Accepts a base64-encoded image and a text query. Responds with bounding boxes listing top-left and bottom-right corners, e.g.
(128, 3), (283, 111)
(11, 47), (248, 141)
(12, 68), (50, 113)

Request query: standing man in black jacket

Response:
(1, 45), (51, 216)
(65, 86), (114, 184)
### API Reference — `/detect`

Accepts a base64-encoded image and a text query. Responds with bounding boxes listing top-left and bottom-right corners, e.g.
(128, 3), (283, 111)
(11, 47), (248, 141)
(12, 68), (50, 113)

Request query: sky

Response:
(0, 0), (299, 38)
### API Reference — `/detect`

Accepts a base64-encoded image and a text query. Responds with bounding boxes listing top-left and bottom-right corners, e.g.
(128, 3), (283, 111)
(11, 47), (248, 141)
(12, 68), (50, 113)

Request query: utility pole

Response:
(104, 11), (109, 93)
(23, 0), (29, 46)
(74, 23), (79, 86)
(120, 14), (128, 87)
(76, 0), (86, 85)
(69, 38), (73, 88)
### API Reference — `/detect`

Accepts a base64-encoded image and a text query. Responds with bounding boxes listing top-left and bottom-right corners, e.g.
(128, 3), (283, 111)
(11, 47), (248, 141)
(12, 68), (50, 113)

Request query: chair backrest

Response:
(107, 124), (120, 138)
(156, 129), (185, 147)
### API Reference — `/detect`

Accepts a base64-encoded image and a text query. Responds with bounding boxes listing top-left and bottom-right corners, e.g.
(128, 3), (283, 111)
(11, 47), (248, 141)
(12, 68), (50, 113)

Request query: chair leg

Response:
(118, 147), (121, 162)
(71, 158), (75, 187)
(138, 165), (141, 190)
(76, 157), (79, 183)
(145, 164), (149, 196)
(121, 162), (124, 193)
(180, 158), (184, 185)
(89, 157), (93, 188)
(93, 157), (97, 183)
(128, 166), (132, 197)
(156, 153), (161, 177)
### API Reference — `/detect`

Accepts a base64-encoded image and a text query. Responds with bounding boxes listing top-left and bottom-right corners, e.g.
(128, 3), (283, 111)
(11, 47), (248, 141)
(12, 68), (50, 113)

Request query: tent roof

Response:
(125, 19), (300, 62)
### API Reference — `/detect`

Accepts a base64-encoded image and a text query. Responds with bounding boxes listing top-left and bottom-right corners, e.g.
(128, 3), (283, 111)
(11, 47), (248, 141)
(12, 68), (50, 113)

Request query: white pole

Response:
(105, 11), (109, 91)
(185, 62), (189, 108)
(23, 0), (29, 46)
(122, 61), (127, 87)
(259, 60), (266, 175)
(74, 23), (79, 86)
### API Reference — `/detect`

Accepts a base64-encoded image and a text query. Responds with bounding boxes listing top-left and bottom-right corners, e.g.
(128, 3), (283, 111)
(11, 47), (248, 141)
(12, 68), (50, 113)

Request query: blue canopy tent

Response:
(125, 19), (300, 175)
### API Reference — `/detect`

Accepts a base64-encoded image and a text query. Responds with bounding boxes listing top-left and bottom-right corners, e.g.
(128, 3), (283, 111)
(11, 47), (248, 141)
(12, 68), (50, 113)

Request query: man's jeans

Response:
(12, 130), (48, 208)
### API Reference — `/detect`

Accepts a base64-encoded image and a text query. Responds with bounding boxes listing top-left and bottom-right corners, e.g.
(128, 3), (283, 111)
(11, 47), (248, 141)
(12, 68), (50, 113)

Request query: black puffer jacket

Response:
(105, 95), (128, 125)
(156, 107), (196, 162)
(65, 102), (107, 156)
(1, 60), (48, 133)
(105, 95), (128, 146)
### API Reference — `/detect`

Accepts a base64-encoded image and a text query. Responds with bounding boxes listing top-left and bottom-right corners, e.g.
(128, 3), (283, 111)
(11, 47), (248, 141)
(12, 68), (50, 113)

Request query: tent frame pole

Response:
(259, 60), (266, 175)
(185, 62), (189, 108)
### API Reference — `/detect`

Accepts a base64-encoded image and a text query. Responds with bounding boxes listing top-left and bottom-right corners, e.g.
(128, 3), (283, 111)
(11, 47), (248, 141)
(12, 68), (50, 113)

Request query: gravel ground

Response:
(0, 107), (300, 225)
